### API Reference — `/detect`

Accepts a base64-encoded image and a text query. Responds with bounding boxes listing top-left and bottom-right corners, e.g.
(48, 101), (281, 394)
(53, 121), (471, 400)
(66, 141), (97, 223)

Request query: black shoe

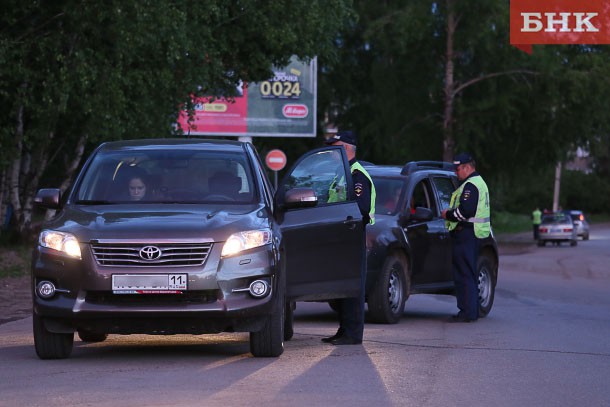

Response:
(321, 328), (345, 343)
(449, 314), (476, 323)
(330, 334), (362, 345)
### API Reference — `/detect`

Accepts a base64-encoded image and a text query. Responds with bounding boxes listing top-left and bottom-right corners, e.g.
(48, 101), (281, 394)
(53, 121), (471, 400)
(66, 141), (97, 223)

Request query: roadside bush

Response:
(490, 168), (610, 216)
(492, 211), (531, 234)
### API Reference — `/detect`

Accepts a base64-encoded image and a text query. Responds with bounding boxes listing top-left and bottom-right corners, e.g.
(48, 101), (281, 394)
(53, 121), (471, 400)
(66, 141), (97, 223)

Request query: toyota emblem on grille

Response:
(139, 246), (162, 260)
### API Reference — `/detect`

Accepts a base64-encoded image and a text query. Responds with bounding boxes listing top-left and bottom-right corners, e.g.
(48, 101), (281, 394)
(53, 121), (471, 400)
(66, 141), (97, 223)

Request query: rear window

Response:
(74, 149), (256, 204)
(542, 213), (569, 224)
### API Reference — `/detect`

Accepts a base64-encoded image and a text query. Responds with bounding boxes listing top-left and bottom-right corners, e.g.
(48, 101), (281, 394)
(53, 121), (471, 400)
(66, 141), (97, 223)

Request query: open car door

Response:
(276, 146), (364, 301)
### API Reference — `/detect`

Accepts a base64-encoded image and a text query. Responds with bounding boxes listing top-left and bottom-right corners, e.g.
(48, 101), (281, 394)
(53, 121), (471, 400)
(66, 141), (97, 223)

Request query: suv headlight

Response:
(221, 229), (272, 258)
(39, 230), (82, 259)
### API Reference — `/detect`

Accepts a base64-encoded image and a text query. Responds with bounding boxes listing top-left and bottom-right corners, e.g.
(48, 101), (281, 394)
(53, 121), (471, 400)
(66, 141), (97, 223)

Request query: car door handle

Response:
(344, 216), (359, 230)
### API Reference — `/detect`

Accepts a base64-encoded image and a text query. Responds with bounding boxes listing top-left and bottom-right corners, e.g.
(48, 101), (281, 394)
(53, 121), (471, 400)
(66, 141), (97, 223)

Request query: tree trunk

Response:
(9, 104), (59, 241)
(442, 0), (457, 163)
(0, 169), (8, 231)
(9, 105), (28, 239)
(440, 1), (536, 163)
(552, 161), (562, 212)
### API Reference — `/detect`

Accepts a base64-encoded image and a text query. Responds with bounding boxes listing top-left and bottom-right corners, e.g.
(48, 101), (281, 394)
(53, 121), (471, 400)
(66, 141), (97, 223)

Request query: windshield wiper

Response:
(75, 200), (113, 205)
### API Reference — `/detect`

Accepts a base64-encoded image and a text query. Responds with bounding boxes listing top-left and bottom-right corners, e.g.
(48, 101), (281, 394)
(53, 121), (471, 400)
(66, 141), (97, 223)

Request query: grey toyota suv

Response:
(32, 138), (365, 359)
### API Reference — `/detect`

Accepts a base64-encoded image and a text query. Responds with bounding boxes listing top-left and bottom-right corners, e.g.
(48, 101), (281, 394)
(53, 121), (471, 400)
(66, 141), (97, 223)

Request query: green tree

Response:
(319, 1), (610, 214)
(0, 0), (354, 240)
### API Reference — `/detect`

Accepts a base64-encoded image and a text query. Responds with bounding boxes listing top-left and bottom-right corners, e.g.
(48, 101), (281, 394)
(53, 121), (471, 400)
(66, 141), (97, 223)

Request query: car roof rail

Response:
(401, 161), (454, 175)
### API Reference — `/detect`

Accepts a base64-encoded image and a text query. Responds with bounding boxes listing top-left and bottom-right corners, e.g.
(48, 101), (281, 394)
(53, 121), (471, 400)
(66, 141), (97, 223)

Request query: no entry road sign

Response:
(265, 149), (287, 172)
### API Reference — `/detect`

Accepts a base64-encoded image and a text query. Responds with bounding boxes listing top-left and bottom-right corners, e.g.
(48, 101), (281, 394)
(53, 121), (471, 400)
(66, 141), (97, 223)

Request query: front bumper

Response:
(31, 243), (278, 334)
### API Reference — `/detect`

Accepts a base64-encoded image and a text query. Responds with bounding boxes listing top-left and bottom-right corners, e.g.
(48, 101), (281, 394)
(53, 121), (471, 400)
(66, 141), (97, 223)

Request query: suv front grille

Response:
(91, 242), (213, 267)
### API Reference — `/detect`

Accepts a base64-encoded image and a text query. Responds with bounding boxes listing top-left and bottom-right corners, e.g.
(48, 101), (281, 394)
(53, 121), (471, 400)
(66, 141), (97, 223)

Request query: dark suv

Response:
(32, 138), (366, 359)
(363, 161), (499, 324)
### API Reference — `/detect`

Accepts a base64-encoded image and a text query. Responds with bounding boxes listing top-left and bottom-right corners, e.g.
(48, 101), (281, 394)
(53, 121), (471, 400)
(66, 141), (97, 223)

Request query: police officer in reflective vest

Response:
(532, 207), (542, 240)
(322, 130), (376, 344)
(441, 153), (490, 323)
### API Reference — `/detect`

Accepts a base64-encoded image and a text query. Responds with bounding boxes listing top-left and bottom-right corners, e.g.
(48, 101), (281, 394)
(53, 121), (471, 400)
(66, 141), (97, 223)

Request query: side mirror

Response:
(398, 206), (433, 226)
(284, 187), (318, 209)
(34, 188), (61, 209)
(413, 206), (434, 221)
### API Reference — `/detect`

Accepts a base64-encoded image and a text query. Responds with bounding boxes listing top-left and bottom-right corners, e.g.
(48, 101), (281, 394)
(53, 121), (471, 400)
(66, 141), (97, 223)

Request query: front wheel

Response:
(33, 313), (74, 359)
(477, 254), (497, 317)
(250, 280), (285, 357)
(367, 252), (410, 324)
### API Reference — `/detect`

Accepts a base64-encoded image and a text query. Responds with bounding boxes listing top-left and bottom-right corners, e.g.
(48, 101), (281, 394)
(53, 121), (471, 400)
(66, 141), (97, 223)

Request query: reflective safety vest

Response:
(328, 161), (376, 225)
(446, 175), (490, 238)
(532, 209), (542, 225)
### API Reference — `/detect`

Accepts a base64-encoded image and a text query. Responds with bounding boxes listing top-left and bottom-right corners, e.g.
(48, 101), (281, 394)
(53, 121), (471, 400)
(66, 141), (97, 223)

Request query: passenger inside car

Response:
(128, 175), (147, 201)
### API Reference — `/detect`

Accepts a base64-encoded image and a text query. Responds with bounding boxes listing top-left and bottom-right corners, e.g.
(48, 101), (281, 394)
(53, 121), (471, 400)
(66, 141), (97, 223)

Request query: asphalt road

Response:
(1, 225), (609, 407)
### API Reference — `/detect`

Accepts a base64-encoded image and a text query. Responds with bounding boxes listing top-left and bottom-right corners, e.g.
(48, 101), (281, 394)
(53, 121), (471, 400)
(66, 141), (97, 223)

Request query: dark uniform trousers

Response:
(336, 229), (367, 341)
(451, 227), (479, 320)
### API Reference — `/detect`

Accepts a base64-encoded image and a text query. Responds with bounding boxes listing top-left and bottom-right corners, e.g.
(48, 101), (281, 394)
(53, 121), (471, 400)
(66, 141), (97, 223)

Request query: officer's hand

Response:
(441, 209), (448, 219)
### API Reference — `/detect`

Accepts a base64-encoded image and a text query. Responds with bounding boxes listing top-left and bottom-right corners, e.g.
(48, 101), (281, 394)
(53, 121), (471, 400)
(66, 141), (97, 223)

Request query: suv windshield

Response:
(75, 149), (256, 204)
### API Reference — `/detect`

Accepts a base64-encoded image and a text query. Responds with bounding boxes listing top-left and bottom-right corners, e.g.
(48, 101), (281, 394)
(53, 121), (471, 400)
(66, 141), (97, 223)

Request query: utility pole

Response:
(552, 161), (561, 212)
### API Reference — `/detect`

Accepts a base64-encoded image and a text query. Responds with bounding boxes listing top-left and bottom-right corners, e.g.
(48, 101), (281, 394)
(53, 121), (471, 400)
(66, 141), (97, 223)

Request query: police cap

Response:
(324, 130), (357, 146)
(453, 152), (474, 166)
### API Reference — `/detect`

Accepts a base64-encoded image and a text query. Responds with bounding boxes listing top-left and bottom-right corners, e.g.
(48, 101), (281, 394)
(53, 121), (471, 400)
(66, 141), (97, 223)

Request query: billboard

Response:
(177, 56), (317, 137)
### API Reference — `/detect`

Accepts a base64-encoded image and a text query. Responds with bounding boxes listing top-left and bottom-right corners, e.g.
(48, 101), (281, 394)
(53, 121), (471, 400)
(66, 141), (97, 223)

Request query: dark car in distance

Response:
(32, 138), (366, 359)
(563, 209), (590, 240)
(363, 162), (499, 324)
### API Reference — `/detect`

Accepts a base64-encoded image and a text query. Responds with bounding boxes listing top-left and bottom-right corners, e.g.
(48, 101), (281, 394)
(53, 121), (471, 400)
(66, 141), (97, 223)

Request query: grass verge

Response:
(492, 211), (531, 234)
(0, 246), (30, 278)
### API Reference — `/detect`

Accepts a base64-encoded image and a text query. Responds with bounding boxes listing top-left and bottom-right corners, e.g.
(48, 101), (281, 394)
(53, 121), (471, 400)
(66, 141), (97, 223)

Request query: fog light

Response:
(37, 281), (56, 299)
(249, 280), (270, 298)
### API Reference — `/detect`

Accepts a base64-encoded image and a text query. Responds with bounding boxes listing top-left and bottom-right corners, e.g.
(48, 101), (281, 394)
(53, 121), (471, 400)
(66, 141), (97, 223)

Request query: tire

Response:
(367, 252), (409, 324)
(250, 280), (285, 357)
(284, 301), (295, 341)
(477, 254), (497, 317)
(570, 239), (577, 247)
(77, 330), (108, 343)
(33, 313), (74, 359)
(583, 233), (589, 241)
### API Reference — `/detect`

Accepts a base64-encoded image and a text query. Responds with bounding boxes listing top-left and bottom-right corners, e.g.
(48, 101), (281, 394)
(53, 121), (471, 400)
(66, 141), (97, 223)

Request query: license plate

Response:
(112, 274), (187, 294)
(551, 228), (561, 233)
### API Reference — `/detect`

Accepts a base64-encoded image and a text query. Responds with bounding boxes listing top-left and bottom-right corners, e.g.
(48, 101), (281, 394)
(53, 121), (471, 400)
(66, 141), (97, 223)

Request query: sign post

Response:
(265, 149), (287, 189)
